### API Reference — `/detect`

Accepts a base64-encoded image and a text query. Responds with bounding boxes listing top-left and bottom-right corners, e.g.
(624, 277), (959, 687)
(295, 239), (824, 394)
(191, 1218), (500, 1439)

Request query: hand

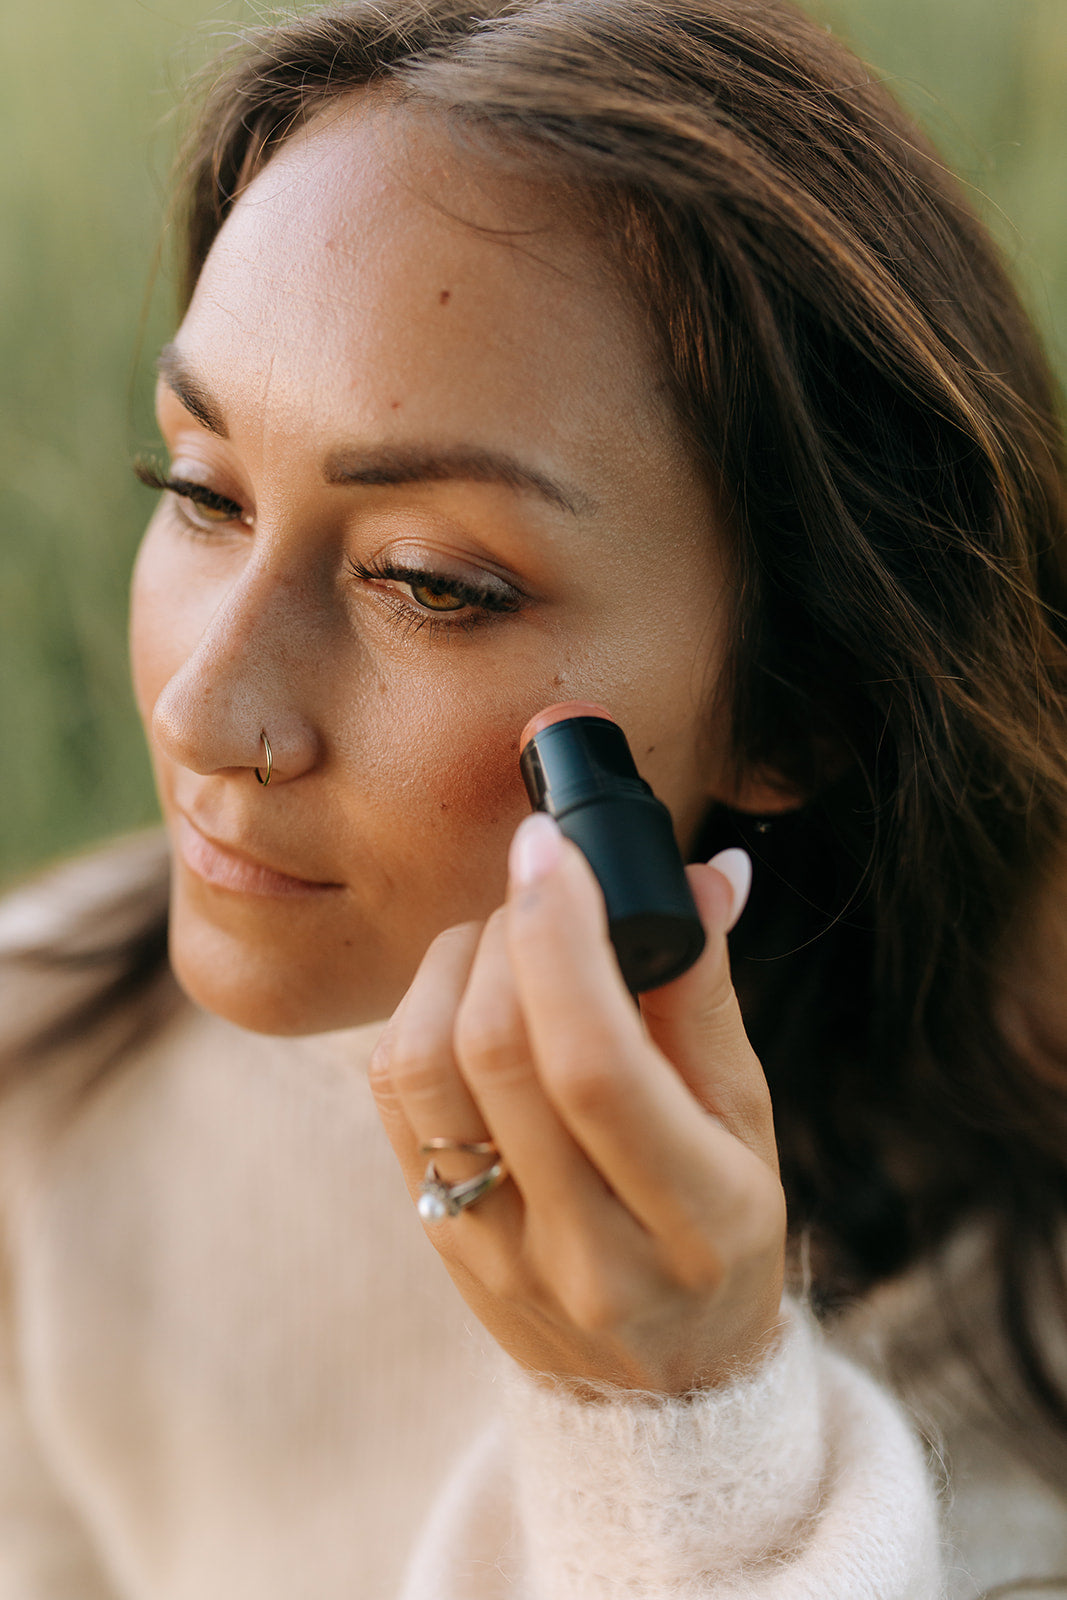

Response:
(368, 814), (787, 1396)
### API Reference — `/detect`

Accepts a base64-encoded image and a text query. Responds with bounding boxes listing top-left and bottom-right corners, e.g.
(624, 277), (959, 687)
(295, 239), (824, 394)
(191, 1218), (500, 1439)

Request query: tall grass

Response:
(814, 0), (1067, 365)
(0, 0), (254, 885)
(2, 0), (1064, 886)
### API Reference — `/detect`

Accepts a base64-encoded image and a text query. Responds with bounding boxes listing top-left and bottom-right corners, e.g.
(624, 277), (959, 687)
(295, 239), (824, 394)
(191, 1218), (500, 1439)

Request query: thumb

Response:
(640, 849), (778, 1167)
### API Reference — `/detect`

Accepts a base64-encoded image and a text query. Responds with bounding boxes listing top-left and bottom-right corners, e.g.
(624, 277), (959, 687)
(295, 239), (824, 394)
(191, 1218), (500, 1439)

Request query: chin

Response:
(167, 900), (402, 1037)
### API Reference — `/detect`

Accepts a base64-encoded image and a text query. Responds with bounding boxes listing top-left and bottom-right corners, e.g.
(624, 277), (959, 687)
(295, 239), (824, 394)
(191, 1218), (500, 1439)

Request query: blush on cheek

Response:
(367, 720), (532, 923)
(433, 732), (529, 831)
(366, 687), (531, 838)
(414, 735), (530, 925)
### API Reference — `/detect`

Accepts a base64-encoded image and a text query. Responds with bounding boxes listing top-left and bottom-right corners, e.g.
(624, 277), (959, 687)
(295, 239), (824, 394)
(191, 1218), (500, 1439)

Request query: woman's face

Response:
(130, 94), (738, 1035)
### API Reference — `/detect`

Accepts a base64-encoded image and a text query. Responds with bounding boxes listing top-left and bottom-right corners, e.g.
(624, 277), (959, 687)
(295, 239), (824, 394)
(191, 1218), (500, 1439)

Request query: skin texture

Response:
(130, 91), (790, 1390)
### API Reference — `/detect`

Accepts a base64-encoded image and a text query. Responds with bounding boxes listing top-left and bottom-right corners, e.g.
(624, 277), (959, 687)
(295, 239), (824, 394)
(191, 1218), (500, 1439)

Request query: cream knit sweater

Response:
(0, 837), (1064, 1599)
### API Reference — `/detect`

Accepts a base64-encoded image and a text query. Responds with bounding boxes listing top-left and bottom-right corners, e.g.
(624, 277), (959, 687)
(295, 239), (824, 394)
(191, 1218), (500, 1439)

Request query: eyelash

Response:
(133, 459), (522, 641)
(346, 556), (522, 640)
(134, 461), (250, 530)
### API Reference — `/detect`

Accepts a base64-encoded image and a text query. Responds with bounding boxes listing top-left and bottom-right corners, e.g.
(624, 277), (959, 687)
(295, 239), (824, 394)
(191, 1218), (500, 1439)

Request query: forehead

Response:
(180, 94), (682, 489)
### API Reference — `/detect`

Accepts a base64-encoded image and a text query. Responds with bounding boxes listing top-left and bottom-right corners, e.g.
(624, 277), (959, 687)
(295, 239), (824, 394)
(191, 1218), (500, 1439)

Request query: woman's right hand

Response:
(368, 816), (787, 1397)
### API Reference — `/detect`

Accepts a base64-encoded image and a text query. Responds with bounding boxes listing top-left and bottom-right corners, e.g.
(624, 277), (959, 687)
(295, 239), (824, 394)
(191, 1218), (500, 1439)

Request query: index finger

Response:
(504, 815), (776, 1247)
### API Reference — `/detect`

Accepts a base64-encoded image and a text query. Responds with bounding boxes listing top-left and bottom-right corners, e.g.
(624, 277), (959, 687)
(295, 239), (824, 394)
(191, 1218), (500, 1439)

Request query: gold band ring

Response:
(419, 1138), (499, 1157)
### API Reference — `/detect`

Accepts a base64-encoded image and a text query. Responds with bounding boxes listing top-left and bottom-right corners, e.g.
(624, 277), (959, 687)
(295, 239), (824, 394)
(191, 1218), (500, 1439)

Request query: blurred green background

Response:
(2, 0), (1065, 889)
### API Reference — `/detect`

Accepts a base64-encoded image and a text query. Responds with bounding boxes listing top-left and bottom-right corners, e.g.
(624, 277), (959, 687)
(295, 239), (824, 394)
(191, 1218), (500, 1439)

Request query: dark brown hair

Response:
(11, 0), (1067, 1486)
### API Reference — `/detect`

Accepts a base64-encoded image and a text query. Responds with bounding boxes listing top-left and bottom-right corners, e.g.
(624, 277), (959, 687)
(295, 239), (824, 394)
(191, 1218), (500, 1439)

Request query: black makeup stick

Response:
(518, 701), (705, 993)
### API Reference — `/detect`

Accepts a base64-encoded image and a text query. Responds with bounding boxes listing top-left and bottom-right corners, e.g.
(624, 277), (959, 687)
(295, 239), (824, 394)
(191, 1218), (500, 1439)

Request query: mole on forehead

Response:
(155, 343), (597, 518)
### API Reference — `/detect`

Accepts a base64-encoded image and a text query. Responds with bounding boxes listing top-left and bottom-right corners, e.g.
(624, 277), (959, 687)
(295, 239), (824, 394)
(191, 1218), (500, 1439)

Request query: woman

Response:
(2, 0), (1066, 1594)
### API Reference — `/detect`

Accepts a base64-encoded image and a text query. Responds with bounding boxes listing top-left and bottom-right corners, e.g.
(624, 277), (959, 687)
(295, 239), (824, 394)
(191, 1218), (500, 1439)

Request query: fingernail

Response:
(509, 812), (564, 887)
(707, 847), (752, 931)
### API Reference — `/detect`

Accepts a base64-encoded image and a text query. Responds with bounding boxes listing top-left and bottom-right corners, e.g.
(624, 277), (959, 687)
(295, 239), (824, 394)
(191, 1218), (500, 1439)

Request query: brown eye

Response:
(179, 497), (237, 528)
(408, 578), (467, 612)
(132, 462), (251, 531)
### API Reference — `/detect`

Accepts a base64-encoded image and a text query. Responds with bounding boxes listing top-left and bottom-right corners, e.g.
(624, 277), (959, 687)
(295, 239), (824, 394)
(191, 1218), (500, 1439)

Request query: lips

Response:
(177, 814), (344, 898)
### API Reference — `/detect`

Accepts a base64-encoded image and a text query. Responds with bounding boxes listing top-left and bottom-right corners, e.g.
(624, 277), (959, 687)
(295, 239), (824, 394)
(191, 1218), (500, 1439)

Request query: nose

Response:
(150, 558), (324, 786)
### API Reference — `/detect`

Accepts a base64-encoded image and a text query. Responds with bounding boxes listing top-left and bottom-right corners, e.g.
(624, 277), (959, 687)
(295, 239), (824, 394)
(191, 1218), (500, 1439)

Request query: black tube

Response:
(519, 706), (705, 993)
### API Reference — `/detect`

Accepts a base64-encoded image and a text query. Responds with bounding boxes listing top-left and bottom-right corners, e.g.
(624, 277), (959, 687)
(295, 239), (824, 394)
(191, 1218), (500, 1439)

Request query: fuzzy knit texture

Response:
(0, 834), (1065, 1600)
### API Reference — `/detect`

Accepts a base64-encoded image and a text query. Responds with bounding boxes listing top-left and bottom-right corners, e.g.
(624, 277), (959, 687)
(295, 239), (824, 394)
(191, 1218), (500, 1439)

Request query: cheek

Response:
(367, 691), (530, 844)
(323, 686), (536, 949)
(437, 730), (528, 833)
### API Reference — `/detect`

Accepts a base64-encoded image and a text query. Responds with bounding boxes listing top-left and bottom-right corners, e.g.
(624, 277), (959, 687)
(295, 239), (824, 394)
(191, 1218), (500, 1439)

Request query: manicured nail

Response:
(509, 812), (564, 887)
(707, 847), (752, 931)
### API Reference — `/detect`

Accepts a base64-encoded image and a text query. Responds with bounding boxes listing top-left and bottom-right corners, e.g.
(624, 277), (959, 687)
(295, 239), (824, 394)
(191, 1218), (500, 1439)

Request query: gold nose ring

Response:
(254, 730), (273, 787)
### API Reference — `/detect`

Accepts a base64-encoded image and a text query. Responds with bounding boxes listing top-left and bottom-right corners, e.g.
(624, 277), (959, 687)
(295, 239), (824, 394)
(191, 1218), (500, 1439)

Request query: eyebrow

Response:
(322, 444), (593, 517)
(156, 344), (228, 438)
(156, 343), (594, 518)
